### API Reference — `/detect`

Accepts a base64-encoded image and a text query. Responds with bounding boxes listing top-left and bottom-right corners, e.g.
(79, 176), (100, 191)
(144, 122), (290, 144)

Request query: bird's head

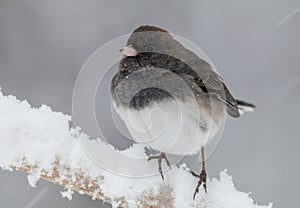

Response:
(120, 25), (175, 57)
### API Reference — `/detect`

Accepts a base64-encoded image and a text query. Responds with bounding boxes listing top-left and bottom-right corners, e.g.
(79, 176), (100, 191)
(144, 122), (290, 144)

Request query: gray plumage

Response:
(110, 25), (255, 195)
(111, 25), (255, 120)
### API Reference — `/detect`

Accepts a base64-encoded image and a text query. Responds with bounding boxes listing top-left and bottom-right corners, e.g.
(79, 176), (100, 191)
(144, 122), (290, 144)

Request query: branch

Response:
(0, 88), (272, 208)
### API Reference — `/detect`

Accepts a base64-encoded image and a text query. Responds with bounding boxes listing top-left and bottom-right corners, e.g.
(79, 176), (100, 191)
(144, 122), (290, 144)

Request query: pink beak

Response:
(119, 45), (138, 57)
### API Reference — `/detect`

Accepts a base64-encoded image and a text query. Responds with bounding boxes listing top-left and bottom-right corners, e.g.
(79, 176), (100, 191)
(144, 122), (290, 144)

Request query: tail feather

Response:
(236, 99), (255, 115)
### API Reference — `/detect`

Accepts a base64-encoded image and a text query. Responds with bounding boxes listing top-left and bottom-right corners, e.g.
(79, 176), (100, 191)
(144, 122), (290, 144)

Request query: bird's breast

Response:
(113, 98), (224, 155)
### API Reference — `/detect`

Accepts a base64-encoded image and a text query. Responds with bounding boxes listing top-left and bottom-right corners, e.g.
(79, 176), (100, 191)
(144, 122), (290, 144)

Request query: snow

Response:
(61, 187), (74, 201)
(0, 88), (272, 208)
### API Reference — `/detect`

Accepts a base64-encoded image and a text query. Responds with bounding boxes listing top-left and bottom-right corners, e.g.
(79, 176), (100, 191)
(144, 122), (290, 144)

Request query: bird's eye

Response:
(145, 46), (153, 52)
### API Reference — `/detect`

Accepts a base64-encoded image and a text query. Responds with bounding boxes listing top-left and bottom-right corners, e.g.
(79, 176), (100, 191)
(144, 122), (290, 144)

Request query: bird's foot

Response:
(190, 169), (207, 200)
(147, 153), (171, 180)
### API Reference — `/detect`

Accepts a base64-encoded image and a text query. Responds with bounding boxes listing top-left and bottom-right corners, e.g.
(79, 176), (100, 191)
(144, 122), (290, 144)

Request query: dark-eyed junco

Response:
(111, 25), (255, 199)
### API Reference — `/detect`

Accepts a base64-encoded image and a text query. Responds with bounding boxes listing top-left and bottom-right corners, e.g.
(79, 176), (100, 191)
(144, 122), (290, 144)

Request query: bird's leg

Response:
(190, 147), (207, 200)
(147, 153), (171, 180)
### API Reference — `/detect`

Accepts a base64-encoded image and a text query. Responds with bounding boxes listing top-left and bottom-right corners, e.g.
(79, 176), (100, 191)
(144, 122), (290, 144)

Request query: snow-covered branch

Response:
(0, 88), (272, 208)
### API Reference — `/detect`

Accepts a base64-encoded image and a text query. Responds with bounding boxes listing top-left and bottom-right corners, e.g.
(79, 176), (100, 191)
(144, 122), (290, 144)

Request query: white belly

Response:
(113, 99), (223, 155)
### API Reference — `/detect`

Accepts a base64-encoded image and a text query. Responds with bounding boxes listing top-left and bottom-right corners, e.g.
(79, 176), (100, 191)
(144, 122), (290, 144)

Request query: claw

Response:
(148, 153), (171, 180)
(191, 169), (207, 200)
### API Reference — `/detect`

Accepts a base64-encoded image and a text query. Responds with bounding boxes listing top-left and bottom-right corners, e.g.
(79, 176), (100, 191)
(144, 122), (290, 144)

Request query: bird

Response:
(110, 25), (255, 199)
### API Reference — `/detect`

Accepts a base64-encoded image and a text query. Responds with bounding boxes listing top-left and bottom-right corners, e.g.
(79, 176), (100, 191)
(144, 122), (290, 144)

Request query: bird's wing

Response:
(203, 71), (239, 117)
(171, 56), (240, 118)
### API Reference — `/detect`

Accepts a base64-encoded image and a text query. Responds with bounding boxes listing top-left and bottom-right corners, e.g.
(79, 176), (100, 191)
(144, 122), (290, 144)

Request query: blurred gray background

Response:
(0, 0), (299, 207)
